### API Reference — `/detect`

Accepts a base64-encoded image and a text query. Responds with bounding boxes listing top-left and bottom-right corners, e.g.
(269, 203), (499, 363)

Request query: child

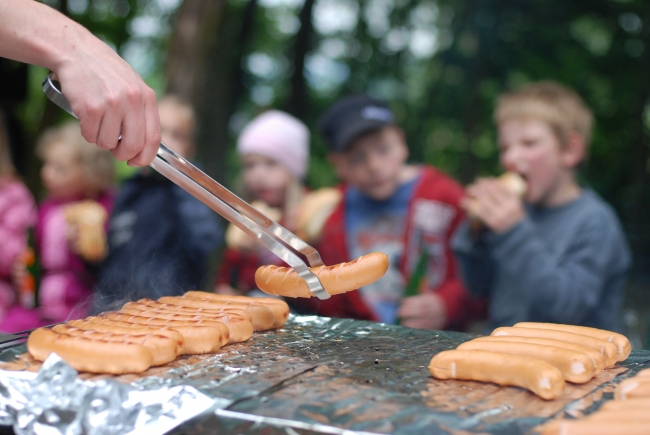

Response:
(215, 110), (310, 296)
(311, 94), (476, 330)
(452, 81), (632, 333)
(95, 96), (222, 311)
(35, 121), (115, 323)
(0, 111), (38, 333)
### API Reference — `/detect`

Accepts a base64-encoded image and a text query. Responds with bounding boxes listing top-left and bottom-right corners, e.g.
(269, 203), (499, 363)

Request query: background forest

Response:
(1, 0), (649, 344)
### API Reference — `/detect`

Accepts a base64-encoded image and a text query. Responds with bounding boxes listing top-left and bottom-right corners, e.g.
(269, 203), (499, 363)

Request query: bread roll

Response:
(466, 172), (527, 219)
(295, 188), (342, 243)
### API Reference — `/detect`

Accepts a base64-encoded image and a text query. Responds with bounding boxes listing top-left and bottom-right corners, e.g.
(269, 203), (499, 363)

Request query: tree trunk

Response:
(165, 0), (214, 101)
(283, 0), (315, 119)
(166, 0), (258, 182)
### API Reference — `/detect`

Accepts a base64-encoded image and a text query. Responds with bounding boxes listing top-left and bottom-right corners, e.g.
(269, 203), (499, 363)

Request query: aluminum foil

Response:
(167, 316), (650, 435)
(0, 354), (215, 435)
(2, 316), (650, 435)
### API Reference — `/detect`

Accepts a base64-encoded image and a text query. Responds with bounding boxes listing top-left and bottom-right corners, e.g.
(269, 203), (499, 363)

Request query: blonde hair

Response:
(0, 110), (16, 179)
(494, 81), (594, 147)
(158, 95), (195, 125)
(37, 122), (115, 196)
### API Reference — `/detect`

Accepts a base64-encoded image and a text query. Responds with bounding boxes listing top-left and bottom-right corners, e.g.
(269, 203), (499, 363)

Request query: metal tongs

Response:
(42, 73), (330, 300)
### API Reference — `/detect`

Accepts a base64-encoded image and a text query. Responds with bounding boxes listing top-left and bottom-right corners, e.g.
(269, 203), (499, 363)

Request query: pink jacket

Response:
(0, 179), (37, 316)
(36, 192), (113, 322)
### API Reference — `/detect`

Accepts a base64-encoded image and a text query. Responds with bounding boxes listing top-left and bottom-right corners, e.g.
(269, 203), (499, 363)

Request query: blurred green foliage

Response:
(11, 0), (650, 277)
(226, 0), (650, 281)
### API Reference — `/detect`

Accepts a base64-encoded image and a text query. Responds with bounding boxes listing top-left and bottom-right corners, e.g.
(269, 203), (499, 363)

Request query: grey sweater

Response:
(452, 189), (631, 333)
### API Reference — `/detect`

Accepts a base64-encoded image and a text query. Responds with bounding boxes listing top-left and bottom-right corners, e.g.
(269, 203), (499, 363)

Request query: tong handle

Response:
(156, 145), (325, 267)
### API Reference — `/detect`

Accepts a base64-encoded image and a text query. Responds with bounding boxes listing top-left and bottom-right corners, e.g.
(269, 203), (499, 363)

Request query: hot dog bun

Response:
(183, 291), (290, 328)
(469, 335), (605, 373)
(68, 319), (186, 354)
(514, 322), (631, 362)
(98, 312), (226, 354)
(134, 298), (253, 323)
(457, 339), (596, 383)
(295, 188), (342, 244)
(466, 172), (527, 219)
(541, 420), (650, 435)
(225, 201), (281, 251)
(63, 200), (108, 262)
(52, 324), (181, 366)
(158, 296), (275, 331)
(491, 326), (618, 367)
(429, 349), (565, 400)
(119, 306), (253, 344)
(255, 252), (389, 298)
(600, 398), (650, 411)
(615, 377), (650, 400)
(27, 328), (153, 374)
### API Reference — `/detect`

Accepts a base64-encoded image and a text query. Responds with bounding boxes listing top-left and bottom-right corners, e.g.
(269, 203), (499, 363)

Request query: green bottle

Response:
(396, 250), (428, 325)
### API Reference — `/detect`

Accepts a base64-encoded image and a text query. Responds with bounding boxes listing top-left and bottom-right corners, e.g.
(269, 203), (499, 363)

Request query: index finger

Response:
(127, 88), (160, 167)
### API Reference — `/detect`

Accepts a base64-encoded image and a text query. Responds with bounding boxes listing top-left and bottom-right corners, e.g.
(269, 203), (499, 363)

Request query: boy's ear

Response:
(562, 132), (586, 168)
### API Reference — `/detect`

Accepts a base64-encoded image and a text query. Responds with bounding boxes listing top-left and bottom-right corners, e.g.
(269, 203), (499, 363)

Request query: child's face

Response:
(330, 127), (408, 201)
(498, 118), (577, 206)
(159, 103), (194, 159)
(241, 153), (292, 208)
(41, 142), (86, 200)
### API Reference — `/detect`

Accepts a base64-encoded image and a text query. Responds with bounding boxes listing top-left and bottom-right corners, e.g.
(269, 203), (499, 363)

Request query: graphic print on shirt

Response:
(349, 214), (405, 323)
(345, 178), (418, 324)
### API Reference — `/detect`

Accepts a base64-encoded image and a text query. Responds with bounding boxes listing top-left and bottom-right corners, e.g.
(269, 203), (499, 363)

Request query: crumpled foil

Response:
(2, 316), (650, 435)
(0, 354), (215, 435)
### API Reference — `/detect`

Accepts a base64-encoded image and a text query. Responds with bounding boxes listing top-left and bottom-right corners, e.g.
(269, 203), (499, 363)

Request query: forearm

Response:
(0, 0), (90, 72)
(0, 0), (161, 166)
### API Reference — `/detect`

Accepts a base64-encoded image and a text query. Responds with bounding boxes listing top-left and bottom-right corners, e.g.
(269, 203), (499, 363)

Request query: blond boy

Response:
(452, 81), (631, 332)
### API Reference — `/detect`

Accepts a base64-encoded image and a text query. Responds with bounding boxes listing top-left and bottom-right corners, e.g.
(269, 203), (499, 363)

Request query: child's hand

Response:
(463, 178), (526, 234)
(215, 284), (239, 295)
(397, 293), (447, 330)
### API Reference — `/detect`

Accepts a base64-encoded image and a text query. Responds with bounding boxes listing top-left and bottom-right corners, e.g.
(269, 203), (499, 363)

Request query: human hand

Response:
(462, 177), (526, 234)
(53, 32), (160, 166)
(215, 284), (239, 295)
(0, 1), (160, 165)
(397, 293), (447, 330)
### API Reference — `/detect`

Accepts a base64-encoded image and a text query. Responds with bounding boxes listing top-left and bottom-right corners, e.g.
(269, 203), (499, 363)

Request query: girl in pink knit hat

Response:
(215, 110), (310, 296)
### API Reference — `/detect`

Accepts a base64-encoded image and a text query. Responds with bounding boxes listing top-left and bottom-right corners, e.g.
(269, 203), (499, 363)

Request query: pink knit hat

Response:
(237, 110), (310, 180)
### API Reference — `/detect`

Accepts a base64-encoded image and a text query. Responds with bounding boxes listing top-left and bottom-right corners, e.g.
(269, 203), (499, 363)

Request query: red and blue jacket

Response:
(302, 166), (484, 330)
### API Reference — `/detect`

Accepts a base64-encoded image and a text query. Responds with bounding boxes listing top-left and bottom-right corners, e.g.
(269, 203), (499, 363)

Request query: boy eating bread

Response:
(452, 81), (631, 333)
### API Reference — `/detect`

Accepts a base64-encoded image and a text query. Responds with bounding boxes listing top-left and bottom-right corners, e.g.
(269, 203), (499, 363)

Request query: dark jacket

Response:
(94, 170), (222, 312)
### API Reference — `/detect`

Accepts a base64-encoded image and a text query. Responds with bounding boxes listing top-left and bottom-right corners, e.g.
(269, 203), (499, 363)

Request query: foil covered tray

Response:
(2, 316), (649, 435)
